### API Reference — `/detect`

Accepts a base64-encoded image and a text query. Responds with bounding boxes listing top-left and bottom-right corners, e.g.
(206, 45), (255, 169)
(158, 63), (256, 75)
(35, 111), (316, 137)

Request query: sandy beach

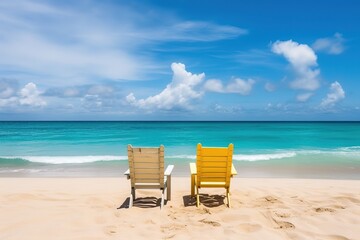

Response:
(0, 177), (359, 240)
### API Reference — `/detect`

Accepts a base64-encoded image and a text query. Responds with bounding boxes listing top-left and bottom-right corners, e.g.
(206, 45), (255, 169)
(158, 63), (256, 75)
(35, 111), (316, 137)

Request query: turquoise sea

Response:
(0, 121), (359, 179)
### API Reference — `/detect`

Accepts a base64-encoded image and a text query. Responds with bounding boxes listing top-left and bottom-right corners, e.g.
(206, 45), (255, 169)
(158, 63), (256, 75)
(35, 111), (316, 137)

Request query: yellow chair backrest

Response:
(196, 143), (234, 187)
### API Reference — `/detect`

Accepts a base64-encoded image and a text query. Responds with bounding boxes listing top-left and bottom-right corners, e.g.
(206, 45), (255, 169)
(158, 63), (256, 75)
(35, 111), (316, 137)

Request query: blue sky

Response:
(0, 0), (359, 120)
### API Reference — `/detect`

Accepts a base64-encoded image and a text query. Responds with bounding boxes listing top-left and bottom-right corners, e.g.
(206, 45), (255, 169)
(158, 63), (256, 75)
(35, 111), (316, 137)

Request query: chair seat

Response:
(134, 183), (161, 189)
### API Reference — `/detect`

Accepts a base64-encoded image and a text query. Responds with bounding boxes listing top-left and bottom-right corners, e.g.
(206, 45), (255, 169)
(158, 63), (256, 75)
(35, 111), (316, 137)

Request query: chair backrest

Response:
(196, 143), (233, 187)
(127, 145), (165, 189)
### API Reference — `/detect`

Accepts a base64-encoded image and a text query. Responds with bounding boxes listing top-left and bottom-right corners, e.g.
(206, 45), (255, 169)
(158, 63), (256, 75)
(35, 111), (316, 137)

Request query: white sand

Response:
(0, 177), (359, 240)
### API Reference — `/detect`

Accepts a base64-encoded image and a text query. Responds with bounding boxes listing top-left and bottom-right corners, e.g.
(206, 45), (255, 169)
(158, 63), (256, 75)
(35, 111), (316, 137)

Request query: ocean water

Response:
(0, 121), (359, 178)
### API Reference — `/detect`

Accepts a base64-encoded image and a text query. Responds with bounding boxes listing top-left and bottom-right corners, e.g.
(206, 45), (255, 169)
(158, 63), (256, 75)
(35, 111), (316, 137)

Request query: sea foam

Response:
(1, 146), (359, 164)
(233, 152), (296, 161)
(0, 156), (127, 164)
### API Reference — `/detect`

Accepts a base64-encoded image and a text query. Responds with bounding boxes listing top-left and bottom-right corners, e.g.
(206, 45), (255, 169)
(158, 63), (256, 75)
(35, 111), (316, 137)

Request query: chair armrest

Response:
(231, 164), (237, 175)
(189, 162), (197, 175)
(165, 165), (174, 176)
(124, 169), (130, 179)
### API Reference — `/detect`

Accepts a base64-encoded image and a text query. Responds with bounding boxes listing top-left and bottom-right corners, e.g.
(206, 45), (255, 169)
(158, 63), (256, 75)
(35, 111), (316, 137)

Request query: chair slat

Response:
(201, 161), (228, 167)
(201, 156), (228, 162)
(201, 148), (228, 157)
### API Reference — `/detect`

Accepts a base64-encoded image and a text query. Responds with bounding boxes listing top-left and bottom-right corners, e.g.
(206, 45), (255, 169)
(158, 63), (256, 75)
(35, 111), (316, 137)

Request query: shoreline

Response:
(1, 161), (359, 179)
(1, 177), (359, 239)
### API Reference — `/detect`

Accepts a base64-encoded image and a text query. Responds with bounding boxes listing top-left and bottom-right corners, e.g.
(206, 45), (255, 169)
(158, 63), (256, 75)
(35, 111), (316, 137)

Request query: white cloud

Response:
(296, 92), (313, 102)
(227, 78), (255, 95)
(0, 82), (46, 108)
(204, 78), (255, 95)
(204, 79), (224, 93)
(313, 33), (345, 55)
(126, 63), (204, 111)
(272, 40), (320, 91)
(19, 82), (47, 107)
(0, 0), (246, 85)
(320, 81), (345, 108)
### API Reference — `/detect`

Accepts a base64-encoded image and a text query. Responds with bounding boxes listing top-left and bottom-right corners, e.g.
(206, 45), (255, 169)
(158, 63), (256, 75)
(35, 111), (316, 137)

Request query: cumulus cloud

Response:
(320, 81), (345, 108)
(296, 92), (313, 102)
(126, 63), (204, 111)
(0, 82), (46, 108)
(204, 79), (223, 93)
(312, 33), (345, 55)
(204, 78), (255, 95)
(272, 40), (320, 91)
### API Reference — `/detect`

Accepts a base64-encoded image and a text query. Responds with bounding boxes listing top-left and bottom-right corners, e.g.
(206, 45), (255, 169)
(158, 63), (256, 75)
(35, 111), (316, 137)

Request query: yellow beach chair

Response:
(190, 143), (237, 207)
(124, 145), (174, 209)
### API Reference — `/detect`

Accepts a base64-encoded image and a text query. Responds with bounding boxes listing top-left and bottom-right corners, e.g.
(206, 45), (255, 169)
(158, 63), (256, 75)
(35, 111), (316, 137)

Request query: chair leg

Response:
(129, 188), (135, 208)
(191, 175), (195, 196)
(167, 175), (171, 201)
(196, 187), (200, 207)
(226, 188), (231, 208)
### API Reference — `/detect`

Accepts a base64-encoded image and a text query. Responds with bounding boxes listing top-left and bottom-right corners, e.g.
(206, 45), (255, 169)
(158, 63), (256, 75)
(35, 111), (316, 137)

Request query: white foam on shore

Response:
(0, 168), (43, 173)
(1, 146), (359, 164)
(168, 155), (196, 159)
(0, 156), (127, 164)
(233, 152), (297, 161)
(169, 152), (297, 161)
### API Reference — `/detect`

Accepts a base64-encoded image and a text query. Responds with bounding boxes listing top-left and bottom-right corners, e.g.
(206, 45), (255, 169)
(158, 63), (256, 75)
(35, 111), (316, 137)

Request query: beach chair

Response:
(124, 144), (174, 209)
(190, 143), (237, 207)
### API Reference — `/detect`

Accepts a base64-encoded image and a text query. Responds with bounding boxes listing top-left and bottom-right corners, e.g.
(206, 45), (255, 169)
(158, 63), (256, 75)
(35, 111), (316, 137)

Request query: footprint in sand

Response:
(264, 211), (295, 230)
(314, 207), (336, 213)
(238, 223), (262, 233)
(197, 208), (212, 215)
(274, 211), (291, 218)
(257, 196), (283, 206)
(253, 195), (283, 207)
(199, 219), (221, 227)
(264, 196), (281, 203)
(275, 221), (295, 229)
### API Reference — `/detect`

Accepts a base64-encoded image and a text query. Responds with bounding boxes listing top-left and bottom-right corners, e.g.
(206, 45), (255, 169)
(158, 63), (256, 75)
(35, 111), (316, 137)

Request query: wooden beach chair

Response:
(190, 143), (237, 207)
(124, 144), (174, 209)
